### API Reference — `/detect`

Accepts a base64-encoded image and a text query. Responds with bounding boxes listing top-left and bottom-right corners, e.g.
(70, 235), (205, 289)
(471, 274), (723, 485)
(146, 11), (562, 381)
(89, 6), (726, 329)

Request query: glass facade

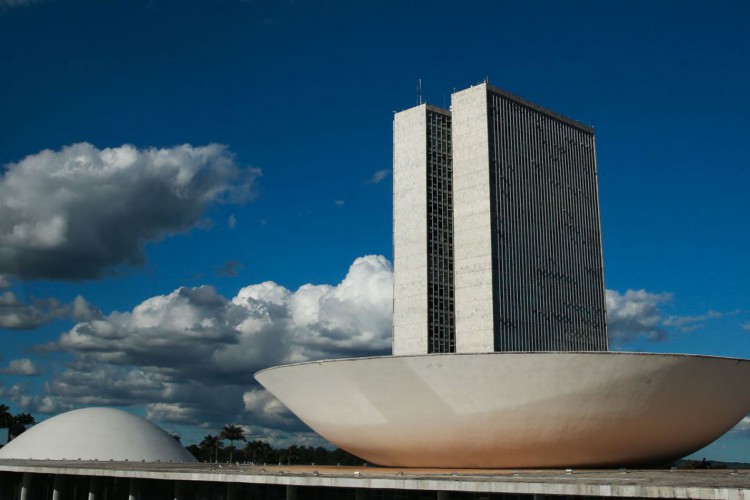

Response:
(486, 89), (608, 351)
(425, 109), (455, 353)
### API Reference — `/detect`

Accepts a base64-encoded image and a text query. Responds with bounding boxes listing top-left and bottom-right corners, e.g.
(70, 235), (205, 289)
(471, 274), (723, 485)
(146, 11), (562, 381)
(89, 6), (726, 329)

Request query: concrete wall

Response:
(5, 463), (750, 500)
(393, 105), (429, 355)
(451, 84), (496, 353)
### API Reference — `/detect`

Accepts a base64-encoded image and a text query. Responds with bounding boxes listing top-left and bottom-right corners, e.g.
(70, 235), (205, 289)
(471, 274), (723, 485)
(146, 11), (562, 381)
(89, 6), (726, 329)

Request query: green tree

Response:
(8, 413), (35, 441)
(284, 445), (300, 465)
(185, 444), (201, 461)
(244, 440), (275, 464)
(0, 405), (12, 444)
(220, 424), (246, 463)
(312, 446), (328, 465)
(200, 434), (224, 463)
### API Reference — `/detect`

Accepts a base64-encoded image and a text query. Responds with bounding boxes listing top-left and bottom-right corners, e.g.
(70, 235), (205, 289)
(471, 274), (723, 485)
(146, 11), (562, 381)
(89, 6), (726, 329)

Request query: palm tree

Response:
(0, 405), (12, 444)
(200, 434), (224, 463)
(220, 424), (246, 463)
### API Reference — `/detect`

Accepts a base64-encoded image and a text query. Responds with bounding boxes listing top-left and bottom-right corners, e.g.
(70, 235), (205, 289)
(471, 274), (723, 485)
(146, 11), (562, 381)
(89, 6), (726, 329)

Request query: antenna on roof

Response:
(417, 78), (424, 105)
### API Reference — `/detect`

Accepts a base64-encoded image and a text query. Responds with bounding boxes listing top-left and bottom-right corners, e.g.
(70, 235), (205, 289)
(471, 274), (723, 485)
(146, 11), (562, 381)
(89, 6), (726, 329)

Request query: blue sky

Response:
(1, 0), (749, 461)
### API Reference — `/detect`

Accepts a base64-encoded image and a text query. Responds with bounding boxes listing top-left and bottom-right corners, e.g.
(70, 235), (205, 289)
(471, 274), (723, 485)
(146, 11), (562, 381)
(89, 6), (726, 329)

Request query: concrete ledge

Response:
(2, 461), (750, 499)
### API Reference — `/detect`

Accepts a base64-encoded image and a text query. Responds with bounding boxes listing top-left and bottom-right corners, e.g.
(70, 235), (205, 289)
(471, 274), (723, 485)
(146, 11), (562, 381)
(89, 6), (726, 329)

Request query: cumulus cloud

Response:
(21, 256), (392, 440)
(605, 289), (672, 342)
(0, 291), (68, 330)
(730, 417), (750, 438)
(0, 358), (40, 376)
(367, 168), (390, 184)
(70, 295), (103, 322)
(0, 292), (100, 330)
(0, 275), (9, 289)
(0, 143), (258, 280)
(605, 289), (729, 343)
(742, 322), (750, 332)
(242, 388), (300, 430)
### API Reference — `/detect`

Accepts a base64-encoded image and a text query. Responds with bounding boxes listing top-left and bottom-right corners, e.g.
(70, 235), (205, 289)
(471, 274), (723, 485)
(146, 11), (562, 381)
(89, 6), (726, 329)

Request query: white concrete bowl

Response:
(256, 352), (750, 468)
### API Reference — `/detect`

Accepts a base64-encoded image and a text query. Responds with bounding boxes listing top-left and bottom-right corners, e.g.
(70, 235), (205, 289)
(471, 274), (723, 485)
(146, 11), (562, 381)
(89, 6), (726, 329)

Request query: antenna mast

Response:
(417, 78), (423, 105)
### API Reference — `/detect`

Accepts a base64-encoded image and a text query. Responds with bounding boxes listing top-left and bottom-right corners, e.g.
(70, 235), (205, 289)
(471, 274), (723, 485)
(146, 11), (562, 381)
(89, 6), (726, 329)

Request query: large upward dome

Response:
(0, 407), (196, 462)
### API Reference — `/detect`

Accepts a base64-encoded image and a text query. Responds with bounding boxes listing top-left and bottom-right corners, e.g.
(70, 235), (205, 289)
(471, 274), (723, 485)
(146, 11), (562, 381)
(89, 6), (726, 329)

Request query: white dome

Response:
(0, 407), (196, 462)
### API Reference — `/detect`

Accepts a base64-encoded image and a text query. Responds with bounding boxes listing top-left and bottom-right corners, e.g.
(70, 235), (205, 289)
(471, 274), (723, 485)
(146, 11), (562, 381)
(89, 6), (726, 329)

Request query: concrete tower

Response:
(393, 104), (454, 355)
(452, 83), (607, 353)
(393, 82), (607, 355)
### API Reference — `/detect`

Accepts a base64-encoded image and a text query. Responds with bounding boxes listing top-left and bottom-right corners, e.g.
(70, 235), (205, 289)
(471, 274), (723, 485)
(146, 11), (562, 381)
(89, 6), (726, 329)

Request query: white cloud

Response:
(0, 358), (40, 376)
(605, 289), (672, 342)
(0, 292), (100, 330)
(741, 322), (750, 332)
(146, 403), (200, 425)
(367, 168), (390, 184)
(605, 289), (731, 343)
(729, 416), (750, 437)
(0, 275), (9, 289)
(0, 143), (259, 280)
(242, 388), (299, 429)
(334, 200), (345, 207)
(228, 214), (237, 229)
(664, 310), (722, 332)
(21, 256), (393, 442)
(70, 295), (103, 322)
(0, 291), (67, 330)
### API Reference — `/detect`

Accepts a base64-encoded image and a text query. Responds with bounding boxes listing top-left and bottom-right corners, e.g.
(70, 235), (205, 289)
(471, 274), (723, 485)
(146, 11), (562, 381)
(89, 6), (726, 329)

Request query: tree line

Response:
(186, 424), (363, 465)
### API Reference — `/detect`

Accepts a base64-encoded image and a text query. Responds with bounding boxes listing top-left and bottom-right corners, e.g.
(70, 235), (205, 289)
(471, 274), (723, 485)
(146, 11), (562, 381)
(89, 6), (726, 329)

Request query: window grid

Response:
(426, 109), (455, 353)
(487, 91), (608, 352)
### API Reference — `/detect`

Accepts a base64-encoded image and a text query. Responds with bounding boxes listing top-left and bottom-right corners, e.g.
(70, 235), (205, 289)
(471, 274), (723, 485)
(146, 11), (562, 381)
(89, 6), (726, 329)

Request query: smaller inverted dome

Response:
(0, 407), (196, 462)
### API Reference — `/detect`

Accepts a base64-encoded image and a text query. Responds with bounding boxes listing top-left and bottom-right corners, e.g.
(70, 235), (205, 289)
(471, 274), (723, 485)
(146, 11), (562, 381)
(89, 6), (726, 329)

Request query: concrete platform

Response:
(2, 460), (750, 499)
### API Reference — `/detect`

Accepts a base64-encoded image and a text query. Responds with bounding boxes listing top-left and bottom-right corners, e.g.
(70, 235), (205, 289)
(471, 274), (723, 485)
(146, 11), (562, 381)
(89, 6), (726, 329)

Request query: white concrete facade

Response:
(392, 105), (429, 355)
(450, 84), (496, 353)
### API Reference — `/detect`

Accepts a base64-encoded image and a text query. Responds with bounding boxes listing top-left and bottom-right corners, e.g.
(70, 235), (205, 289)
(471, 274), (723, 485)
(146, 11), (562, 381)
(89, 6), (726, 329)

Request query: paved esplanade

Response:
(2, 460), (750, 499)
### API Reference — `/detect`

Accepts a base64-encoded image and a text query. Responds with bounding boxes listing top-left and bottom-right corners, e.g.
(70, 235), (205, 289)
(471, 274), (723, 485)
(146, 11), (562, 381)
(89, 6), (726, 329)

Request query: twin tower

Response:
(393, 82), (608, 355)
